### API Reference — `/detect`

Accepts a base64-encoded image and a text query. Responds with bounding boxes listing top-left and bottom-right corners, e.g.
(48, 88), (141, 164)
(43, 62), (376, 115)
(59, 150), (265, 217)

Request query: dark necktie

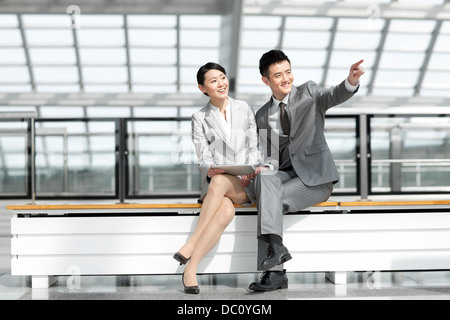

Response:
(279, 102), (290, 135)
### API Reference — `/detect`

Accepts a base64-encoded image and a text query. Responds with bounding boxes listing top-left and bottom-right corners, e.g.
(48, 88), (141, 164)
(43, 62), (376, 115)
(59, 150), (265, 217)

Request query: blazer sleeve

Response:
(191, 112), (213, 179)
(244, 102), (261, 167)
(309, 80), (357, 112)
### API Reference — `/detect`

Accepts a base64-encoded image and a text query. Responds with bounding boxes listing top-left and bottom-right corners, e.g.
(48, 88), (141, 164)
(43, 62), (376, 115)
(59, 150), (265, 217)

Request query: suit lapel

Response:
(229, 98), (240, 141)
(204, 103), (227, 143)
(261, 98), (273, 131)
(287, 86), (299, 125)
(227, 98), (240, 152)
(204, 100), (235, 152)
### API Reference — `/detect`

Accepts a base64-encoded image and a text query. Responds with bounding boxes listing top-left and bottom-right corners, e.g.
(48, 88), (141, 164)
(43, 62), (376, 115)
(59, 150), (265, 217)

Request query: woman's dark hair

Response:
(196, 62), (227, 86)
(259, 50), (291, 78)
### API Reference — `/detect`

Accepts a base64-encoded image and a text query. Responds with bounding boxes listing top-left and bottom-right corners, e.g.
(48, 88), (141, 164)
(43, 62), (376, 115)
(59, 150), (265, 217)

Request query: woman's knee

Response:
(217, 200), (235, 226)
(208, 174), (228, 194)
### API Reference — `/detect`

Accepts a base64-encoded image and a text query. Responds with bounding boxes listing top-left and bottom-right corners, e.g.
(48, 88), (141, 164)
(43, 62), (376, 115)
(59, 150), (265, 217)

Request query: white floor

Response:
(2, 199), (450, 301)
(1, 267), (450, 300)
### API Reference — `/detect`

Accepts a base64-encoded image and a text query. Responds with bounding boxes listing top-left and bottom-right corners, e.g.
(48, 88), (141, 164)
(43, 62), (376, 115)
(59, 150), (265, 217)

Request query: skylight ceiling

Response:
(0, 0), (450, 111)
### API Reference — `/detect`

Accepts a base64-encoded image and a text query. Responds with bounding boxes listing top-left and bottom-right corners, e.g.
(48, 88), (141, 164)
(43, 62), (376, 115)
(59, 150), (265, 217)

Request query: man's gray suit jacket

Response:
(255, 80), (357, 186)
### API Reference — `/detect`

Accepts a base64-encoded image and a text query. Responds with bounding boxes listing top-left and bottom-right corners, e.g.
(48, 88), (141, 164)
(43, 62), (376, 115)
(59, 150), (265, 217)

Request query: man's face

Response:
(262, 60), (294, 101)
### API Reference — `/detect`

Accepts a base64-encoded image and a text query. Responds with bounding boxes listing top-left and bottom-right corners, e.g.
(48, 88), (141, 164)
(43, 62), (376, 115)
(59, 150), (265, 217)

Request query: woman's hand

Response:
(254, 166), (270, 175)
(207, 167), (225, 178)
(240, 166), (270, 187)
(241, 174), (252, 188)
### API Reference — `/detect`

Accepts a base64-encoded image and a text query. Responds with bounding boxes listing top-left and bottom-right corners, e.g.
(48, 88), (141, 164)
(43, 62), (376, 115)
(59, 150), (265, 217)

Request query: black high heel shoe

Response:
(182, 272), (200, 294)
(173, 252), (190, 265)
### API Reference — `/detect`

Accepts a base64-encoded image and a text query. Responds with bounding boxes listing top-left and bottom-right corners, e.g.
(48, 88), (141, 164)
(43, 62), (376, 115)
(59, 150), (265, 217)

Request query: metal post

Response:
(30, 118), (36, 204)
(358, 115), (369, 200)
(389, 127), (403, 193)
(117, 118), (127, 203)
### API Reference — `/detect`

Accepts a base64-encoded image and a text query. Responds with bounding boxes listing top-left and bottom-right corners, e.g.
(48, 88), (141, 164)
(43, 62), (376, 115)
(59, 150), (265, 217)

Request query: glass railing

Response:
(1, 112), (450, 200)
(34, 119), (117, 197)
(0, 119), (29, 197)
(126, 118), (199, 197)
(369, 115), (450, 194)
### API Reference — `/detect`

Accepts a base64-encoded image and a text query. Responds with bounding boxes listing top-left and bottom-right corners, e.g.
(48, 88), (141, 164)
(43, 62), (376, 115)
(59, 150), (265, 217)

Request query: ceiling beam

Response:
(243, 1), (450, 20)
(0, 0), (229, 15)
(320, 17), (338, 88)
(1, 92), (450, 109)
(218, 0), (243, 95)
(17, 15), (35, 91)
(414, 20), (442, 96)
(367, 19), (390, 95)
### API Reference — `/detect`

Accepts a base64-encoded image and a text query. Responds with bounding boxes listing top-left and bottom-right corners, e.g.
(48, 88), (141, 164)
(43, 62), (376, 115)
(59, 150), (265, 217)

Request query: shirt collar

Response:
(272, 93), (290, 107)
(209, 98), (230, 112)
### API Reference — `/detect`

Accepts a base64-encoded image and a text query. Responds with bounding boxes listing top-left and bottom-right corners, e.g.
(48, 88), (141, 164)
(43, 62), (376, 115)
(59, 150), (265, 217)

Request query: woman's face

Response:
(198, 69), (229, 100)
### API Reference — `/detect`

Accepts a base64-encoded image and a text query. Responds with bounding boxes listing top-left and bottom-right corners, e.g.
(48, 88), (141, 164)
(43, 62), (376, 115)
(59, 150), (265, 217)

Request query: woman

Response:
(173, 62), (260, 294)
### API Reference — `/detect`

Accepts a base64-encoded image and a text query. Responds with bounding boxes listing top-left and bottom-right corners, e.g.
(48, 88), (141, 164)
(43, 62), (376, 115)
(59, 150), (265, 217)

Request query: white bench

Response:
(7, 200), (450, 288)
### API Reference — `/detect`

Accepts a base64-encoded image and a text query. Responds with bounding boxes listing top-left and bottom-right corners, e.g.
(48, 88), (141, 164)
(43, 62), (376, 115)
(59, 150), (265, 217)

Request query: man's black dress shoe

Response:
(248, 270), (288, 292)
(261, 243), (292, 271)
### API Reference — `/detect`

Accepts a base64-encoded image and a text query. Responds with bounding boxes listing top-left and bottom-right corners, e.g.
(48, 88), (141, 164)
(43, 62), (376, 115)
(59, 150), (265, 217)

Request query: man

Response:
(249, 49), (364, 292)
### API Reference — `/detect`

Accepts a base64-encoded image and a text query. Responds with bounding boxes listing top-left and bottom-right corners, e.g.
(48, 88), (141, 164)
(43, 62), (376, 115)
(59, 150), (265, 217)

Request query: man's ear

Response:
(261, 76), (270, 86)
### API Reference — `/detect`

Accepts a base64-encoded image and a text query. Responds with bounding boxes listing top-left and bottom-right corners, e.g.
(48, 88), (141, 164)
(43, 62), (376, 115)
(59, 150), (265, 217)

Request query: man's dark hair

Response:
(196, 62), (226, 86)
(259, 50), (291, 78)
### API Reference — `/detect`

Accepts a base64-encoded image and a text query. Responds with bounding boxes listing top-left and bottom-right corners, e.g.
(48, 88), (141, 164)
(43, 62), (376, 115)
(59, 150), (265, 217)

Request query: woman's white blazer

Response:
(192, 97), (260, 200)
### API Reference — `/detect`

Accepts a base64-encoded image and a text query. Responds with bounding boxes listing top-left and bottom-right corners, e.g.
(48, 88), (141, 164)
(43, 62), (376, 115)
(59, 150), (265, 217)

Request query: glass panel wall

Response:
(35, 119), (117, 197)
(370, 115), (450, 193)
(0, 120), (29, 196)
(126, 118), (200, 197)
(125, 116), (359, 198)
(325, 116), (359, 194)
(5, 113), (450, 200)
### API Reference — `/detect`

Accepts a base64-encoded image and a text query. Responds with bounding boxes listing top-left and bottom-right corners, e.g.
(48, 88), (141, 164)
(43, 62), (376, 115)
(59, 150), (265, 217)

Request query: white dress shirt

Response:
(210, 102), (232, 142)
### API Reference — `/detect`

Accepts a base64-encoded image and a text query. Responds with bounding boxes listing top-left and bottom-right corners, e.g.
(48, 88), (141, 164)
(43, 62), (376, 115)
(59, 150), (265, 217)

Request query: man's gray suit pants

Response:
(255, 168), (333, 271)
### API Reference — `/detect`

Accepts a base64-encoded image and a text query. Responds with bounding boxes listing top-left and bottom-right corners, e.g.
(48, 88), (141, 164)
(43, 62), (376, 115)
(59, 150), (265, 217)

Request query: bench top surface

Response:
(340, 200), (450, 206)
(6, 201), (337, 210)
(6, 200), (450, 210)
